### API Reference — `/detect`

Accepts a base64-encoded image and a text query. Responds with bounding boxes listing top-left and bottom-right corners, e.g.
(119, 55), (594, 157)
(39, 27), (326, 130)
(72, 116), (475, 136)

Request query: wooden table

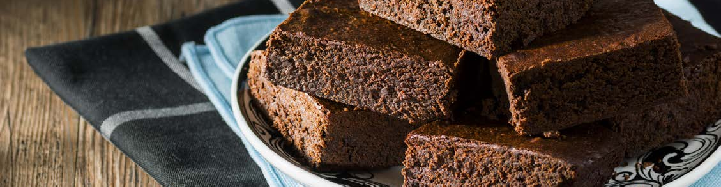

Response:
(0, 0), (236, 186)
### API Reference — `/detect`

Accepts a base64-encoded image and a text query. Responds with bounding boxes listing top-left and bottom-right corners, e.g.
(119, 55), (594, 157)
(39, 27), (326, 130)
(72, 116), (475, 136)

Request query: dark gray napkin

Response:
(25, 0), (302, 186)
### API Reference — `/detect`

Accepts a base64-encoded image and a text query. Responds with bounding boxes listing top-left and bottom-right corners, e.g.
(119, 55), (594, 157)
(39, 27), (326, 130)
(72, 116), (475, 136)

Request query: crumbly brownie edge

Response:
(492, 0), (594, 55)
(500, 35), (685, 135)
(403, 135), (576, 186)
(609, 54), (721, 157)
(317, 110), (416, 170)
(358, 0), (497, 58)
(359, 0), (594, 58)
(608, 15), (721, 156)
(403, 125), (624, 186)
(248, 51), (329, 168)
(265, 30), (459, 124)
(248, 49), (417, 171)
(250, 50), (413, 171)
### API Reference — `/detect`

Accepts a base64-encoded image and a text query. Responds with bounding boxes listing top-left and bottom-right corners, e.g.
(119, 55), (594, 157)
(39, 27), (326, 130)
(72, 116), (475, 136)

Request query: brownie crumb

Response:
(543, 131), (562, 139)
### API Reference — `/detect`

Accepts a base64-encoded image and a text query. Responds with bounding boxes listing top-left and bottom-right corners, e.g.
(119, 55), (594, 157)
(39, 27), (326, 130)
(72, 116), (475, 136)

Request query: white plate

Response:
(230, 4), (721, 187)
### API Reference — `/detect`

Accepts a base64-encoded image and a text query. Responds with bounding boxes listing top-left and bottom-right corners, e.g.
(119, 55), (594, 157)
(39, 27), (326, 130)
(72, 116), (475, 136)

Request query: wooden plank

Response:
(92, 0), (237, 36)
(1, 105), (11, 186)
(0, 0), (92, 186)
(1, 0), (241, 186)
(86, 1), (237, 186)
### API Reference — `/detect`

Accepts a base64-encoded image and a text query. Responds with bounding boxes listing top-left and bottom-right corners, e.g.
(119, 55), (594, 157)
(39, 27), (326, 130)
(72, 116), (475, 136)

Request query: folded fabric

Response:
(25, 0), (303, 186)
(182, 14), (305, 187)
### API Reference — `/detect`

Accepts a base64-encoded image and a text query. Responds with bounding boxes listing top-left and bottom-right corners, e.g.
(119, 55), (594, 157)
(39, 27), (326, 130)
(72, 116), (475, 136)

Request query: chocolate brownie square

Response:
(359, 0), (594, 58)
(247, 51), (415, 171)
(608, 13), (721, 157)
(491, 0), (686, 135)
(264, 0), (471, 124)
(403, 118), (623, 186)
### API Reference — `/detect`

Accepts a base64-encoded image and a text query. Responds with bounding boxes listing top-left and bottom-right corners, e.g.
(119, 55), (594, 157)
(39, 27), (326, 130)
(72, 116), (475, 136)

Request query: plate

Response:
(230, 5), (721, 187)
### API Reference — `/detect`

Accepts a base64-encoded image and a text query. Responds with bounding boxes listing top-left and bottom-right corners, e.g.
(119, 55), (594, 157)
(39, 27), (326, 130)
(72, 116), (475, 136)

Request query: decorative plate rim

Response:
(665, 131), (721, 186)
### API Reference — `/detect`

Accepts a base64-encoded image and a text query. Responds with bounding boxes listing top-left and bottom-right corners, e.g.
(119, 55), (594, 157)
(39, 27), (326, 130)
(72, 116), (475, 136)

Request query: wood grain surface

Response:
(0, 0), (236, 186)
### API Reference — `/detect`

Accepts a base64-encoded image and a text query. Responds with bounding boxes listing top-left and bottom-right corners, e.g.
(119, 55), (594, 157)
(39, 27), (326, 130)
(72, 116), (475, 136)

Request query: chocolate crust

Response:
(608, 13), (721, 157)
(248, 51), (414, 171)
(492, 0), (686, 135)
(359, 0), (594, 58)
(265, 0), (468, 124)
(403, 120), (623, 186)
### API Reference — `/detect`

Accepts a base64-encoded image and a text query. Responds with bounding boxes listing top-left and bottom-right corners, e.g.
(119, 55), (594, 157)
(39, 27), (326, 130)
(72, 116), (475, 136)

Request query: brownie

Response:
(359, 0), (594, 58)
(403, 119), (624, 186)
(607, 13), (721, 157)
(491, 0), (686, 135)
(247, 50), (415, 171)
(264, 0), (470, 124)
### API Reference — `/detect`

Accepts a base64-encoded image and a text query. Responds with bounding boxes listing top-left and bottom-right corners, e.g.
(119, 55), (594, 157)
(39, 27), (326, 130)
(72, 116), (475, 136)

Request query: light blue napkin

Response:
(180, 13), (721, 187)
(181, 14), (302, 187)
(695, 165), (721, 186)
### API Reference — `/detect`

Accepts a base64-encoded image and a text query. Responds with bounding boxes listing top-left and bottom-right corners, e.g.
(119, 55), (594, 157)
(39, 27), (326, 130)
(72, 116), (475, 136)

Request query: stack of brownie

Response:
(247, 0), (721, 185)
